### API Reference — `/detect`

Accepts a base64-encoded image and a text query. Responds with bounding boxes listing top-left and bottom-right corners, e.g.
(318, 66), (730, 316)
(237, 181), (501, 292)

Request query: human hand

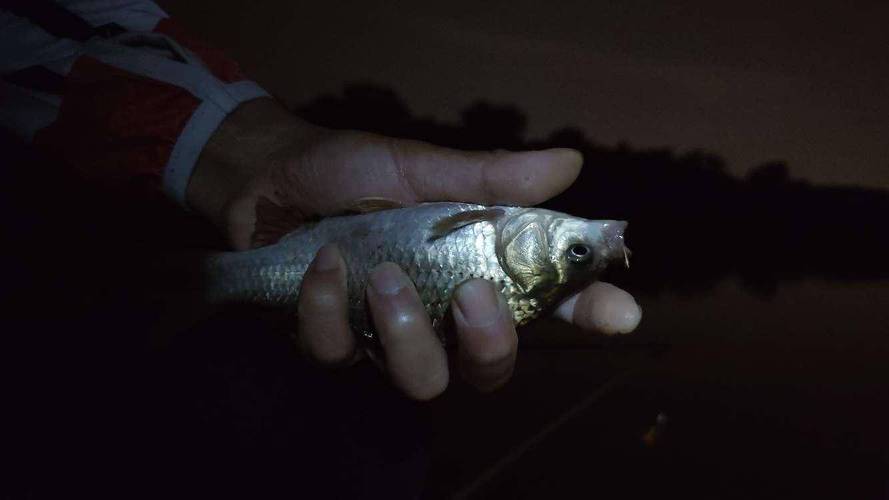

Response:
(188, 98), (642, 399)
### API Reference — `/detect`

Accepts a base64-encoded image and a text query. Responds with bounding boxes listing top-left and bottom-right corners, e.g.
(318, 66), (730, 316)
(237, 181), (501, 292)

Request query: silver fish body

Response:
(202, 202), (628, 343)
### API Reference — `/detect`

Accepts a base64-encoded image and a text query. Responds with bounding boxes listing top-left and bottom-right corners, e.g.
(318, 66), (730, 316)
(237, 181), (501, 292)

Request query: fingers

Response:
(302, 259), (516, 398)
(296, 245), (357, 365)
(297, 252), (453, 401)
(366, 263), (449, 400)
(388, 139), (583, 206)
(299, 252), (626, 398)
(452, 279), (518, 392)
(554, 281), (642, 334)
(298, 248), (630, 400)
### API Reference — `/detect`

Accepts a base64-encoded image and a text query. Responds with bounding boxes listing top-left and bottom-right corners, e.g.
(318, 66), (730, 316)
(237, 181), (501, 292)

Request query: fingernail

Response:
(454, 279), (502, 328)
(313, 245), (340, 272)
(369, 262), (411, 296)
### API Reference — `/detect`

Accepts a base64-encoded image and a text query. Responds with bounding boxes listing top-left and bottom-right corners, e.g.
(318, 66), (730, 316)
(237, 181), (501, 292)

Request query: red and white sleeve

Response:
(0, 0), (269, 207)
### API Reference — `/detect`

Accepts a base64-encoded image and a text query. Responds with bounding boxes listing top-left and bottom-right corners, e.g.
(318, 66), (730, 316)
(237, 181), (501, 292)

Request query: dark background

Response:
(4, 1), (889, 499)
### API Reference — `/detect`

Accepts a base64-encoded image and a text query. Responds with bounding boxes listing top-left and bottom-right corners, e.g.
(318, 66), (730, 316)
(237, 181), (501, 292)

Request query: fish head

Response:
(496, 208), (628, 309)
(549, 216), (628, 283)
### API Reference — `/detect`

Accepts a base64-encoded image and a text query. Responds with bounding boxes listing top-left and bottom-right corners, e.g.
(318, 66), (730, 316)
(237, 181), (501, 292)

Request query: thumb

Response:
(386, 137), (584, 205)
(554, 282), (642, 334)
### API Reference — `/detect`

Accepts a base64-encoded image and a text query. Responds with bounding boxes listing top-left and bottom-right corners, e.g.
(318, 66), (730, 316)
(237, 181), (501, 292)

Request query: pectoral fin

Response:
(429, 208), (505, 240)
(347, 197), (406, 214)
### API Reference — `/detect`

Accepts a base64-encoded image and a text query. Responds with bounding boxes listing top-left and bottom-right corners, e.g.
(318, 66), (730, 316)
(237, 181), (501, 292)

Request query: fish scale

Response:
(202, 202), (627, 344)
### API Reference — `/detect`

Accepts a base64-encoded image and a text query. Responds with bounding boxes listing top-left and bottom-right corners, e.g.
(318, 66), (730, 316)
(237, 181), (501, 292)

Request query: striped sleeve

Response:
(0, 1), (268, 207)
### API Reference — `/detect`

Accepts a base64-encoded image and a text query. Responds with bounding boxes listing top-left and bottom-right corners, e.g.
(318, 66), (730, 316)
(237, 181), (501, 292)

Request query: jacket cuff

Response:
(163, 81), (267, 207)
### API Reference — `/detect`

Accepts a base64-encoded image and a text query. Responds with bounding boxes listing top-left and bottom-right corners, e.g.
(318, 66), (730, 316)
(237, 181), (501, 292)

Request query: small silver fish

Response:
(202, 202), (628, 344)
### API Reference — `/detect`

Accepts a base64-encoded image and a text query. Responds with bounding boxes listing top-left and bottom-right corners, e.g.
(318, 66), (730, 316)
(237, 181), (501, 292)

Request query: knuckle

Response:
(298, 324), (355, 367)
(463, 329), (517, 367)
(473, 373), (511, 393)
(310, 342), (355, 367)
(298, 276), (346, 315)
(372, 289), (428, 335)
(460, 359), (514, 393)
(298, 288), (341, 315)
(382, 136), (420, 201)
(405, 368), (449, 401)
(472, 344), (512, 367)
(296, 290), (345, 323)
(384, 330), (449, 400)
(387, 306), (425, 332)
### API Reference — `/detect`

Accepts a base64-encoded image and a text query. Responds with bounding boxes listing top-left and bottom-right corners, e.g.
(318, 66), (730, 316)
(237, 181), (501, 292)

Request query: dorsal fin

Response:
(347, 197), (406, 214)
(251, 196), (305, 248)
(429, 208), (504, 240)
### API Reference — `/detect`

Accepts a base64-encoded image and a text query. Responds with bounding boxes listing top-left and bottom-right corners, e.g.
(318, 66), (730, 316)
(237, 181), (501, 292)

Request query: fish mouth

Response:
(600, 221), (630, 268)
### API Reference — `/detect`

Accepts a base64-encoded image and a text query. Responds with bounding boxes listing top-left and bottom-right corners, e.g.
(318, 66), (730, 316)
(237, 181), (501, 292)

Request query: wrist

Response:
(186, 97), (319, 233)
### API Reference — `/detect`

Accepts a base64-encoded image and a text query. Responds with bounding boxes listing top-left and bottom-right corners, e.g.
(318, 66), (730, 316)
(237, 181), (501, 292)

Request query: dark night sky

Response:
(162, 0), (889, 189)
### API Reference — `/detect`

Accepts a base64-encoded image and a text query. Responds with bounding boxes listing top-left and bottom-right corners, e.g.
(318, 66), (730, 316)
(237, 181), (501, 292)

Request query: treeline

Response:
(297, 84), (889, 295)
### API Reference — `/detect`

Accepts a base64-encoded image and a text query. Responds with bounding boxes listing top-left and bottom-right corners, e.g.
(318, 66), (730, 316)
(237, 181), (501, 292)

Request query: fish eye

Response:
(567, 243), (592, 262)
